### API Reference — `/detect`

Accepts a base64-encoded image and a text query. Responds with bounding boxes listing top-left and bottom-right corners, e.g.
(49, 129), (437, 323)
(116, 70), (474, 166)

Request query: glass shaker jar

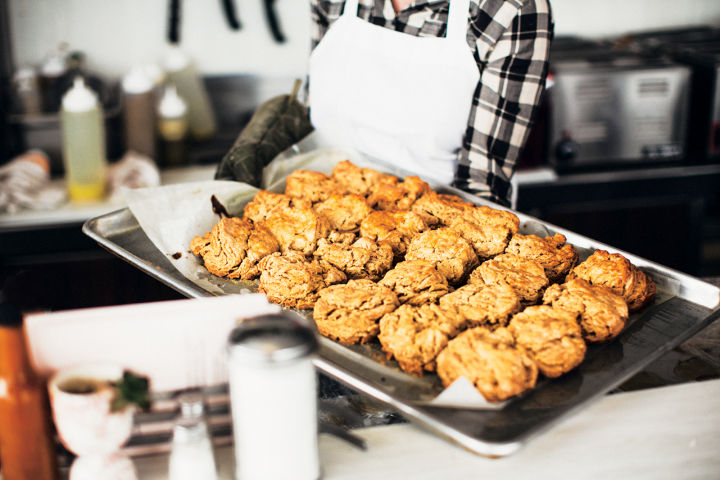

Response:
(227, 313), (320, 480)
(168, 390), (218, 480)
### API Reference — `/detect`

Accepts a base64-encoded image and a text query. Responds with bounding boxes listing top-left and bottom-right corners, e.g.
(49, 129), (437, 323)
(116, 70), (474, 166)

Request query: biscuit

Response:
(567, 250), (656, 312)
(367, 175), (430, 211)
(411, 190), (473, 226)
(378, 303), (465, 375)
(359, 210), (428, 257)
(284, 169), (347, 203)
(436, 327), (538, 402)
(257, 252), (346, 309)
(507, 305), (586, 378)
(543, 278), (629, 343)
(314, 237), (394, 281)
(465, 205), (520, 235)
(263, 206), (330, 255)
(469, 253), (549, 304)
(405, 228), (479, 284)
(190, 217), (279, 280)
(313, 279), (399, 344)
(379, 260), (450, 305)
(314, 193), (372, 233)
(448, 217), (513, 260)
(330, 160), (398, 197)
(439, 282), (521, 328)
(505, 233), (579, 283)
(243, 190), (311, 224)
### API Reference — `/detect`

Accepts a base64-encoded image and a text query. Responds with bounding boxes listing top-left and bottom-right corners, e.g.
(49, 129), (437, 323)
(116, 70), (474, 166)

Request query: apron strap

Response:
(446, 0), (471, 43)
(343, 0), (360, 17)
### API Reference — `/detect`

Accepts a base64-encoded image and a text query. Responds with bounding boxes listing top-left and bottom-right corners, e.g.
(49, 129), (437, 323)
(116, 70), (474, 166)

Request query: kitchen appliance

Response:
(549, 47), (691, 170)
(629, 27), (720, 162)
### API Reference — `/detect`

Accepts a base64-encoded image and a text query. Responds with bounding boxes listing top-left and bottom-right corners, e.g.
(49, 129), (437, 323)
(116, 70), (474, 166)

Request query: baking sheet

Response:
(83, 136), (720, 456)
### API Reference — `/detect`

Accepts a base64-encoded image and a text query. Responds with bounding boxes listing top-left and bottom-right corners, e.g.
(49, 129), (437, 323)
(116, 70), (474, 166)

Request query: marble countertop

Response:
(134, 379), (720, 479)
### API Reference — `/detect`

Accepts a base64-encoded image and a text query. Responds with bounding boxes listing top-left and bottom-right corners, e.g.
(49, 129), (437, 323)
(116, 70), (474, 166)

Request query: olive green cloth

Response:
(215, 82), (313, 186)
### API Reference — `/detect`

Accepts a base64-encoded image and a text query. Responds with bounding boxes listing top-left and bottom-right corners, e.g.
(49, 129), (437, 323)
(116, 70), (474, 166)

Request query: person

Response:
(308, 0), (553, 207)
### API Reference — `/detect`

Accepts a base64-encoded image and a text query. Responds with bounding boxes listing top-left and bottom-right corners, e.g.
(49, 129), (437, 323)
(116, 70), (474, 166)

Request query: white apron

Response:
(309, 0), (480, 184)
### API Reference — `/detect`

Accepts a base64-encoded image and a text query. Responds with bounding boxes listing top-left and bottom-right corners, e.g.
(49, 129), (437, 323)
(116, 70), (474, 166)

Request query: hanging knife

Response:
(168, 0), (181, 44)
(221, 0), (242, 30)
(263, 0), (286, 43)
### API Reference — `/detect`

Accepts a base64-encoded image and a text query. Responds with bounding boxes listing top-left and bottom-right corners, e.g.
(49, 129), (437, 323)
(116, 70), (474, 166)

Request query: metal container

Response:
(227, 313), (320, 480)
(549, 51), (691, 169)
(629, 27), (720, 162)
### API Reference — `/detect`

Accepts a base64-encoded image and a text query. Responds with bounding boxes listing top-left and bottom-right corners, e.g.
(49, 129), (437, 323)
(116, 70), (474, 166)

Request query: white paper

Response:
(428, 377), (506, 409)
(124, 180), (259, 295)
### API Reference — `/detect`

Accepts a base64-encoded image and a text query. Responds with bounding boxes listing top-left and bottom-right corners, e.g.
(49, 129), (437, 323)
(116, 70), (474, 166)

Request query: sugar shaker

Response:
(227, 312), (320, 480)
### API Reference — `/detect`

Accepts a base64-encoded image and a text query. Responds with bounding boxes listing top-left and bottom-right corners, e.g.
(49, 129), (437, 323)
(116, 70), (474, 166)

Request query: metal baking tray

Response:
(83, 187), (720, 457)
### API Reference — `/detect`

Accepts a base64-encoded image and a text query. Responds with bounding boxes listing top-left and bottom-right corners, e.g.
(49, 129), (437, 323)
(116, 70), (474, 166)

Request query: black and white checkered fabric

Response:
(310, 0), (554, 206)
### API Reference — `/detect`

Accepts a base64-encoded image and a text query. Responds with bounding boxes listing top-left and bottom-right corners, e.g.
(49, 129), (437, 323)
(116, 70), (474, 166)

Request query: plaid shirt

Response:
(310, 0), (553, 206)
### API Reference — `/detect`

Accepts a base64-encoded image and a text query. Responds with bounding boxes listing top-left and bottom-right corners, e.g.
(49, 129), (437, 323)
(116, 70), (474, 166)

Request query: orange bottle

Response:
(0, 304), (59, 480)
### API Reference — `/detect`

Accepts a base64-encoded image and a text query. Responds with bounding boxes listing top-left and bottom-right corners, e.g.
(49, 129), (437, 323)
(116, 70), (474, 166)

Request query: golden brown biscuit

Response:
(313, 279), (399, 344)
(330, 160), (398, 197)
(379, 260), (450, 306)
(378, 304), (465, 375)
(313, 237), (394, 281)
(507, 305), (586, 378)
(257, 252), (346, 309)
(263, 206), (330, 255)
(284, 170), (346, 203)
(543, 278), (630, 343)
(410, 190), (473, 226)
(436, 327), (538, 403)
(243, 190), (311, 224)
(439, 282), (521, 328)
(327, 230), (357, 246)
(359, 210), (429, 257)
(465, 205), (520, 235)
(448, 217), (512, 260)
(314, 193), (372, 233)
(367, 175), (430, 211)
(567, 250), (656, 312)
(505, 233), (579, 283)
(190, 217), (279, 280)
(469, 253), (549, 304)
(405, 228), (479, 284)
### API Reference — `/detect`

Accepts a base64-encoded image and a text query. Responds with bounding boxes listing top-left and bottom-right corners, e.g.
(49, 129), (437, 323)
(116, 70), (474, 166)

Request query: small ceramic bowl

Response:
(48, 364), (135, 457)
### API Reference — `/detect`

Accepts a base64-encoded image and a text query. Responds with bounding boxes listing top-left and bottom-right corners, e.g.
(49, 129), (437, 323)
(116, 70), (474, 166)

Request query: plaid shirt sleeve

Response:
(454, 0), (553, 206)
(309, 0), (553, 206)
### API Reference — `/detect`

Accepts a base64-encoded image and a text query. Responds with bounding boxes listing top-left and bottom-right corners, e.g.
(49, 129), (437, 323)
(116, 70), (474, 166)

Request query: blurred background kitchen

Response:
(2, 0), (720, 312)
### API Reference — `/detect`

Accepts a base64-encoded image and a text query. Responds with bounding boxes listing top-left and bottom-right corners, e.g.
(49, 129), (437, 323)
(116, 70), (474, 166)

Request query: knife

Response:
(263, 0), (286, 43)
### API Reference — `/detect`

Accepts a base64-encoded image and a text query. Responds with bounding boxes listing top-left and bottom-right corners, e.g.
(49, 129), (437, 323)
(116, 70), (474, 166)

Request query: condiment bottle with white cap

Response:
(122, 65), (157, 159)
(168, 390), (218, 480)
(163, 46), (216, 141)
(60, 77), (107, 202)
(12, 66), (42, 115)
(39, 49), (66, 112)
(227, 312), (321, 480)
(157, 85), (189, 166)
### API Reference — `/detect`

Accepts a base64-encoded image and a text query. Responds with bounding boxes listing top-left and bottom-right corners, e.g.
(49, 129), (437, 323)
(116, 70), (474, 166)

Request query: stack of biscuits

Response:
(191, 160), (657, 403)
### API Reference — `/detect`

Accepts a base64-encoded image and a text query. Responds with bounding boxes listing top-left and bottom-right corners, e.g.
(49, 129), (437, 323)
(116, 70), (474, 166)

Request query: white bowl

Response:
(48, 364), (135, 457)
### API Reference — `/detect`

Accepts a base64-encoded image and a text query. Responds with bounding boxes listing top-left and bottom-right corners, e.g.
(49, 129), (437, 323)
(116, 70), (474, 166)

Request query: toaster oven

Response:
(548, 53), (691, 169)
(632, 28), (720, 162)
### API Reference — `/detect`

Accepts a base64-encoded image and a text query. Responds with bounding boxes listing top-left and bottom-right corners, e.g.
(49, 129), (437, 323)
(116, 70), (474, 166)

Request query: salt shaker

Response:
(227, 313), (320, 480)
(168, 391), (218, 480)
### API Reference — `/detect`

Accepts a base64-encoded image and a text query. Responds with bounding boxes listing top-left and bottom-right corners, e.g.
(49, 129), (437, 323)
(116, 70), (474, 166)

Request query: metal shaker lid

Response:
(227, 312), (318, 365)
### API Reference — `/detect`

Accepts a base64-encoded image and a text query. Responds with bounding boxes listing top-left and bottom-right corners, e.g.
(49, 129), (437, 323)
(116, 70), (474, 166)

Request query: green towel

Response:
(215, 80), (313, 186)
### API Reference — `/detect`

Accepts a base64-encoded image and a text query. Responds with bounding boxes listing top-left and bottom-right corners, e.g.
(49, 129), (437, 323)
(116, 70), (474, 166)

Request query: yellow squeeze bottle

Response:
(60, 77), (107, 202)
